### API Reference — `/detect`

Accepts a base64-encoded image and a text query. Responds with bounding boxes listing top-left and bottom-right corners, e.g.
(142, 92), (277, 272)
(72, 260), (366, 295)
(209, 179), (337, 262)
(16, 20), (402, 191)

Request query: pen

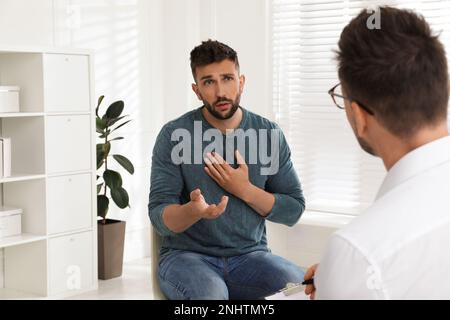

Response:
(302, 278), (314, 286)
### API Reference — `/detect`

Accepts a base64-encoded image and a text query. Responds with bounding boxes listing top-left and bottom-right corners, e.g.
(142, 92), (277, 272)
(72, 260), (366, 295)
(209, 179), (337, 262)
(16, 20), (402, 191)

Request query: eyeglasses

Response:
(328, 83), (374, 116)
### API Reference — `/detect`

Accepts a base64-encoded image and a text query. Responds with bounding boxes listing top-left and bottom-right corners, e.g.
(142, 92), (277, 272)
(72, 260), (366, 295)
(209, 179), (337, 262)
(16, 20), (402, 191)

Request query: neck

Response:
(201, 106), (243, 133)
(379, 122), (449, 170)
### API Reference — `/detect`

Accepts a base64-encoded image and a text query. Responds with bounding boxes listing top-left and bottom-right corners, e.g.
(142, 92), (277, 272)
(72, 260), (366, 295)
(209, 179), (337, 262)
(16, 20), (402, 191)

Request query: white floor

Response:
(68, 258), (154, 300)
(68, 257), (309, 300)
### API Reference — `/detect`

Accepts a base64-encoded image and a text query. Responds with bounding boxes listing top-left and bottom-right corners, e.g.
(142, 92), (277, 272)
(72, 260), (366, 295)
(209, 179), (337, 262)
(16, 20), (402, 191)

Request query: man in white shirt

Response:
(304, 6), (450, 299)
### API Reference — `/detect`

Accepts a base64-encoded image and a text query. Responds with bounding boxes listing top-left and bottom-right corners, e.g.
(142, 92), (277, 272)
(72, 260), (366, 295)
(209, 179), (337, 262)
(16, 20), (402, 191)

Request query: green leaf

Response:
(113, 155), (135, 175)
(97, 183), (103, 194)
(99, 130), (111, 139)
(96, 95), (105, 117)
(103, 142), (111, 157)
(96, 117), (107, 131)
(106, 101), (124, 119)
(109, 137), (124, 142)
(103, 170), (122, 189)
(104, 142), (111, 151)
(111, 187), (129, 209)
(97, 144), (105, 163)
(110, 120), (132, 134)
(97, 143), (111, 162)
(97, 158), (105, 170)
(107, 115), (127, 127)
(97, 195), (109, 219)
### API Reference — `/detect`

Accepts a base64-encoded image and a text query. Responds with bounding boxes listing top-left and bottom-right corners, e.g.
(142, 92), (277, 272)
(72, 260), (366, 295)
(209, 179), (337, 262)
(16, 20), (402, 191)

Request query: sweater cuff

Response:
(150, 203), (178, 237)
(265, 193), (303, 226)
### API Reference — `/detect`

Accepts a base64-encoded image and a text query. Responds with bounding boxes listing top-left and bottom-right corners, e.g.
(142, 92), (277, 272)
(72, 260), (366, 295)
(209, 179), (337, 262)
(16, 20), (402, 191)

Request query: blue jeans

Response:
(158, 250), (304, 300)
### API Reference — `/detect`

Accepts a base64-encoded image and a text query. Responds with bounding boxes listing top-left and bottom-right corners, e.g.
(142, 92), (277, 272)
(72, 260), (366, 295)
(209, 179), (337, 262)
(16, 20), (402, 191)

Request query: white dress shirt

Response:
(315, 135), (450, 299)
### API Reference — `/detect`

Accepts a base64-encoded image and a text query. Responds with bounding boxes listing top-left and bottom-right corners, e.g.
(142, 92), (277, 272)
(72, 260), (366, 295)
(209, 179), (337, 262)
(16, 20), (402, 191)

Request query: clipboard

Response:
(265, 282), (308, 300)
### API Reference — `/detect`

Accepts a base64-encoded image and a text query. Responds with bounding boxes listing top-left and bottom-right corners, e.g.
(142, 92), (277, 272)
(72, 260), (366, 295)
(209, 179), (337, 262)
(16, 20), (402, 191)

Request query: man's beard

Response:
(348, 116), (377, 156)
(356, 136), (376, 156)
(203, 94), (241, 120)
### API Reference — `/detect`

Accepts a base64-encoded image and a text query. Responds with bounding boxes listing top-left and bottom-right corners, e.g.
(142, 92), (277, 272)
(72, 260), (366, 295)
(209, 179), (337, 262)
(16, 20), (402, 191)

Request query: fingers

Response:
(235, 150), (247, 169)
(217, 195), (229, 212)
(204, 164), (222, 186)
(209, 152), (226, 165)
(190, 189), (201, 201)
(236, 150), (248, 173)
(206, 152), (230, 175)
(204, 204), (217, 216)
(204, 196), (229, 218)
(211, 196), (229, 215)
(204, 157), (224, 183)
(304, 263), (318, 281)
(207, 153), (227, 176)
(304, 263), (318, 298)
(211, 152), (232, 172)
(305, 284), (315, 295)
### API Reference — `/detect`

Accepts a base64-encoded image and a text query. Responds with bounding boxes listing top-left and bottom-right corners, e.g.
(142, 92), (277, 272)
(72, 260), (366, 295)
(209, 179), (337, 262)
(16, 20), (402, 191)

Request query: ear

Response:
(239, 74), (246, 95)
(351, 101), (369, 138)
(192, 83), (202, 101)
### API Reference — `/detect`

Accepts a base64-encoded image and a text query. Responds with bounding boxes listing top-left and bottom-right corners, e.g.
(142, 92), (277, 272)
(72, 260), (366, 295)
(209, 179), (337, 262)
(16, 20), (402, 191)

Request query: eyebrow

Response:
(200, 75), (213, 81)
(200, 73), (235, 81)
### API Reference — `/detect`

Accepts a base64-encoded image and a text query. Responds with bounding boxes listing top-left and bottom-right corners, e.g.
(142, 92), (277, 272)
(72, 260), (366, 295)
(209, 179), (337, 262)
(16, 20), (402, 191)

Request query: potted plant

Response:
(96, 95), (134, 280)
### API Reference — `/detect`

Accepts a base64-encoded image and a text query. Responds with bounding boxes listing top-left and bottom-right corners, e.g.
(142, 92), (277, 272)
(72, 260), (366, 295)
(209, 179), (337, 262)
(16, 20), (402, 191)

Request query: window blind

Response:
(272, 0), (450, 215)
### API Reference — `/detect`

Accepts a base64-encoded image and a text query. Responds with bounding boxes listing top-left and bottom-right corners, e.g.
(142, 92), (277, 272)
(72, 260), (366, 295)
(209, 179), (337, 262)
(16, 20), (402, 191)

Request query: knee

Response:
(278, 264), (305, 284)
(188, 277), (229, 300)
(265, 257), (305, 290)
(160, 276), (229, 300)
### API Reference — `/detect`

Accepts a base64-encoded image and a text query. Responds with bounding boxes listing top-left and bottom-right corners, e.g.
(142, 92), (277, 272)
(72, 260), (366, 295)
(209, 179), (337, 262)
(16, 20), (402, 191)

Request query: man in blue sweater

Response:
(149, 40), (305, 300)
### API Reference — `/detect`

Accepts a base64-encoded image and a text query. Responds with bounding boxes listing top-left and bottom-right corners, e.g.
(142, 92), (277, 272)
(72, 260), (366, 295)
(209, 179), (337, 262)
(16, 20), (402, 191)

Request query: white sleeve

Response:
(315, 234), (386, 300)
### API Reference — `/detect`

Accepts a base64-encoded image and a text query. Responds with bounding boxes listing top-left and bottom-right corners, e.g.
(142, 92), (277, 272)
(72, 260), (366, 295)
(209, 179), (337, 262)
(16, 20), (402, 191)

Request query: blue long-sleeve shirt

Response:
(148, 107), (305, 258)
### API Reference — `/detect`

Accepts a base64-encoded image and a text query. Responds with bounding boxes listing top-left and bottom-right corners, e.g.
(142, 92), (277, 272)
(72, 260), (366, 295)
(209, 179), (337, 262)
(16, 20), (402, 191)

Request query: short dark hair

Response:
(190, 40), (240, 81)
(337, 6), (448, 138)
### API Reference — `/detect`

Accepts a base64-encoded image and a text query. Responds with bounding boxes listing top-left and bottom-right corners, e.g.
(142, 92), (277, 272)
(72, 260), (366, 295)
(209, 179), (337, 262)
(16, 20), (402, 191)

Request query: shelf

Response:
(0, 46), (92, 55)
(47, 170), (92, 178)
(48, 228), (93, 239)
(0, 288), (43, 300)
(0, 47), (97, 299)
(46, 111), (91, 116)
(0, 174), (45, 183)
(0, 233), (46, 249)
(0, 112), (44, 118)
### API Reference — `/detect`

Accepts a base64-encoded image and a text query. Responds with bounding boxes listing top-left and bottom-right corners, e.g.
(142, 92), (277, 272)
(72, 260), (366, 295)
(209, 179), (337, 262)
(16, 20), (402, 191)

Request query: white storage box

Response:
(0, 86), (20, 113)
(0, 207), (22, 238)
(0, 137), (12, 178)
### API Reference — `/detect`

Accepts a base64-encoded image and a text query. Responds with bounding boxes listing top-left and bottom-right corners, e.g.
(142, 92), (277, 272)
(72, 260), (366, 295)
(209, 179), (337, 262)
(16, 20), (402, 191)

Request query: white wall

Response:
(51, 0), (162, 263)
(214, 0), (272, 119)
(0, 249), (3, 288)
(0, 0), (54, 46)
(0, 0), (278, 273)
(160, 0), (271, 120)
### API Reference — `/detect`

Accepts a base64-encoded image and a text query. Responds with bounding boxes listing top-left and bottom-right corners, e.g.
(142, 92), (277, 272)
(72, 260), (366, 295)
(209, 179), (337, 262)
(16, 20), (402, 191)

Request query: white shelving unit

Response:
(0, 46), (98, 299)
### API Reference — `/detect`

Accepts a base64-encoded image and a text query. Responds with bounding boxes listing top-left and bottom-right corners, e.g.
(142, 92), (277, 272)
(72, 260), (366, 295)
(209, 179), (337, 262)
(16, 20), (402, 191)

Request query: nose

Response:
(215, 82), (225, 98)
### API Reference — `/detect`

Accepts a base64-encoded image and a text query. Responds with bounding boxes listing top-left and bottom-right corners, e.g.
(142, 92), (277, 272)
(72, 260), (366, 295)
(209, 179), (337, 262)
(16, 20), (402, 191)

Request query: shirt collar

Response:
(376, 135), (450, 200)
